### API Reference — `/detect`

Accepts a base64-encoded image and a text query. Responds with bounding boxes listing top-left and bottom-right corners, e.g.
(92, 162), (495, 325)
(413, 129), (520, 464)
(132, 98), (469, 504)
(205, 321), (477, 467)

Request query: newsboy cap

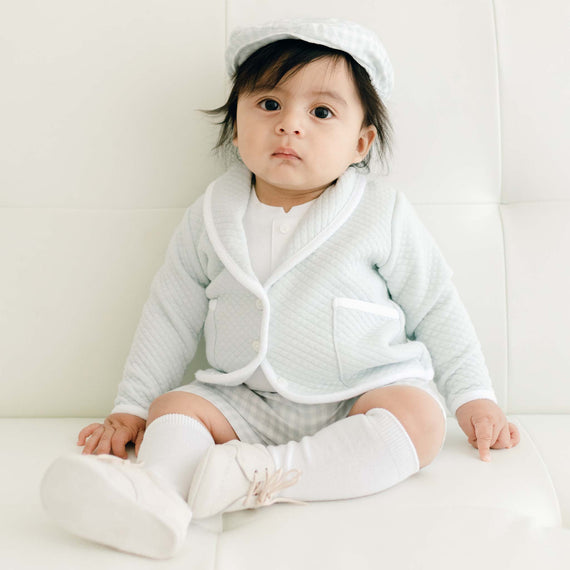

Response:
(226, 18), (394, 102)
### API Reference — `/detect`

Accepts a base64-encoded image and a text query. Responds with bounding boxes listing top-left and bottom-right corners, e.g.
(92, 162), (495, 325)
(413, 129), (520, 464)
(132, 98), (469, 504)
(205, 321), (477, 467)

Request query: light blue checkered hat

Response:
(226, 18), (394, 102)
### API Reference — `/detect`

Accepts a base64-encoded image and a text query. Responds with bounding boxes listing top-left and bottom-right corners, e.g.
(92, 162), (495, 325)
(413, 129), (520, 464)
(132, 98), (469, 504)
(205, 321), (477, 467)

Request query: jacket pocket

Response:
(332, 297), (403, 386)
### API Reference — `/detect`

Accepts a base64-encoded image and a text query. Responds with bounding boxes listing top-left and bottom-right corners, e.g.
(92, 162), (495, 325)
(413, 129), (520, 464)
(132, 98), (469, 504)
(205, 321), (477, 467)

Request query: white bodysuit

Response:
(243, 190), (314, 391)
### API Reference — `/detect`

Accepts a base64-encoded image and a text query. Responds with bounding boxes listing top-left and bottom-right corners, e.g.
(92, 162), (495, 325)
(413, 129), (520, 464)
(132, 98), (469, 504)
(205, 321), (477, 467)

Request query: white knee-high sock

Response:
(267, 408), (420, 501)
(137, 414), (214, 498)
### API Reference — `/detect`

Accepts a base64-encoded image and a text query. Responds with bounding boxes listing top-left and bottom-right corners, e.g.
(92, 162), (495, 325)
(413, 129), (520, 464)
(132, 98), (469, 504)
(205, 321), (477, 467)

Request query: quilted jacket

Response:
(112, 163), (497, 418)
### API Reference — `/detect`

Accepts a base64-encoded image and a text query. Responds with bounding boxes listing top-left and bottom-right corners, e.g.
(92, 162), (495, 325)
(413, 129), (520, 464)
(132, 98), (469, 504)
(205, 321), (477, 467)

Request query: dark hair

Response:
(204, 39), (393, 171)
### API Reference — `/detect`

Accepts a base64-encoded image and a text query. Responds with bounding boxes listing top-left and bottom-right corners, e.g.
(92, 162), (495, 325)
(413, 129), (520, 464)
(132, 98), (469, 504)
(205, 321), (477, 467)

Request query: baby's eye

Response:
(312, 106), (333, 119)
(260, 99), (280, 111)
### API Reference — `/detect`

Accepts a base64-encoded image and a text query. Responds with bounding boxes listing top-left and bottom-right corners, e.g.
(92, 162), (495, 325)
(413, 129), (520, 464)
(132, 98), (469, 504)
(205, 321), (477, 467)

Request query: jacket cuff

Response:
(448, 389), (498, 416)
(110, 404), (149, 420)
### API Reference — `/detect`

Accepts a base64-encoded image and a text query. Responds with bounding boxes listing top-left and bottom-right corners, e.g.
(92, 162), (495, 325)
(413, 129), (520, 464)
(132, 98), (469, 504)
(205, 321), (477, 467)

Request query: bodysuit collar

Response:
(203, 162), (366, 292)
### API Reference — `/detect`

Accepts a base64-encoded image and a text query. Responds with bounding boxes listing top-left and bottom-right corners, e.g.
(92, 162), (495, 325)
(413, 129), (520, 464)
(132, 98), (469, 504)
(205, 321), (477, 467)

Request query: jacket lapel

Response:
(203, 163), (367, 290)
(266, 168), (366, 287)
(203, 164), (258, 287)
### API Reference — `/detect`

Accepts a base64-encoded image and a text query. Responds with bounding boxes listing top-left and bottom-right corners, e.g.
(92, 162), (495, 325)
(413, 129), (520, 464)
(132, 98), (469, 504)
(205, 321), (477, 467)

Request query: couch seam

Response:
(490, 0), (503, 206)
(212, 519), (223, 570)
(498, 205), (510, 411)
(513, 415), (563, 526)
(490, 0), (511, 413)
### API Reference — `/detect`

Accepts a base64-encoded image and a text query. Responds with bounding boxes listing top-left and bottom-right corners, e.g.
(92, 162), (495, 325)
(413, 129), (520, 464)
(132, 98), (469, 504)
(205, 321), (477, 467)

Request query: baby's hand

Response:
(455, 399), (520, 462)
(77, 413), (146, 458)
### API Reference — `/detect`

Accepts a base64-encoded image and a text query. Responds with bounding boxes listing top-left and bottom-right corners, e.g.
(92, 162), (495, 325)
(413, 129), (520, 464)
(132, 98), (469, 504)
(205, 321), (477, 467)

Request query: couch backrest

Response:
(1, 0), (568, 417)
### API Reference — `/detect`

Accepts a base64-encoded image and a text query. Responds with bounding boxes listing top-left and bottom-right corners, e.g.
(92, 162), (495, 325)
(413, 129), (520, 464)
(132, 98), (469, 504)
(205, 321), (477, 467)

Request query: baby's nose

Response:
(276, 110), (304, 136)
(278, 126), (302, 135)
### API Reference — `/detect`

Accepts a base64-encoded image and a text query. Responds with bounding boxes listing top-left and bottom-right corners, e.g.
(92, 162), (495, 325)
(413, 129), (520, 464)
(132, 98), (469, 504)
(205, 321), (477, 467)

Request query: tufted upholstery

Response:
(1, 0), (569, 568)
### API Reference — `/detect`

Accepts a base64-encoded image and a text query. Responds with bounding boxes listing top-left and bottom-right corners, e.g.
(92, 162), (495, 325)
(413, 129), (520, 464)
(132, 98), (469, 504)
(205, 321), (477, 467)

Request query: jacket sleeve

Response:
(111, 202), (210, 419)
(379, 191), (497, 415)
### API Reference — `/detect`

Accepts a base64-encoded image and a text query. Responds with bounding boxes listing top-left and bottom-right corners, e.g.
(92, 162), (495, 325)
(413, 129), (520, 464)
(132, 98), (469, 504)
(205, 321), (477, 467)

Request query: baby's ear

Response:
(355, 125), (376, 160)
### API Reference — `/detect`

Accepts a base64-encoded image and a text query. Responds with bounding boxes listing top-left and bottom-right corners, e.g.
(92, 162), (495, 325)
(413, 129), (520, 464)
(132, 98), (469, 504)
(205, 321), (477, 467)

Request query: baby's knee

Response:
(147, 391), (238, 444)
(351, 385), (446, 468)
(147, 391), (204, 425)
(400, 389), (446, 468)
(365, 386), (445, 468)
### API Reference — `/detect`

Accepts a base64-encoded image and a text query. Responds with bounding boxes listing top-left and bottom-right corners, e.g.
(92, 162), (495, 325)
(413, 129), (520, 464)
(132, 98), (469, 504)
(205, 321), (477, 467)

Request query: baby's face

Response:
(233, 57), (375, 204)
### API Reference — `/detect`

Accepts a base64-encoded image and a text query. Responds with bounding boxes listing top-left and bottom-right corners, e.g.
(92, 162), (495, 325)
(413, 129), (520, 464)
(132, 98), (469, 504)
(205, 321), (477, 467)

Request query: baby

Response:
(41, 18), (520, 559)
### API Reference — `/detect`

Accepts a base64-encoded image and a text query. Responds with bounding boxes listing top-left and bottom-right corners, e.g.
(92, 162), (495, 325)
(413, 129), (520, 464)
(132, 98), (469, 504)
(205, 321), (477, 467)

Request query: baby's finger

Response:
(81, 425), (104, 455)
(110, 427), (131, 459)
(473, 420), (494, 462)
(93, 426), (114, 455)
(492, 424), (512, 449)
(77, 423), (103, 445)
(509, 422), (521, 447)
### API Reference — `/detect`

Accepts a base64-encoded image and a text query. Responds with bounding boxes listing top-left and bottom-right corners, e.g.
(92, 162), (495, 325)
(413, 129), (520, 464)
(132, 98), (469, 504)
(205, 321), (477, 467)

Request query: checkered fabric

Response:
(226, 18), (394, 102)
(174, 378), (445, 445)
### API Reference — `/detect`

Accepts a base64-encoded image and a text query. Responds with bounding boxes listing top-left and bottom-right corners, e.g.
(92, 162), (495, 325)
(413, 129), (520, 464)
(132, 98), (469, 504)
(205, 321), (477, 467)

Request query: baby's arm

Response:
(77, 203), (209, 456)
(111, 203), (209, 419)
(380, 192), (517, 460)
(77, 413), (146, 458)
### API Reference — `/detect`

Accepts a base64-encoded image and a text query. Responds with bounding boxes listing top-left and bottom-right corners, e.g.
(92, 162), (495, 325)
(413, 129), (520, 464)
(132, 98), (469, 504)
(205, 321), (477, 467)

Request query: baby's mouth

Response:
(272, 148), (301, 160)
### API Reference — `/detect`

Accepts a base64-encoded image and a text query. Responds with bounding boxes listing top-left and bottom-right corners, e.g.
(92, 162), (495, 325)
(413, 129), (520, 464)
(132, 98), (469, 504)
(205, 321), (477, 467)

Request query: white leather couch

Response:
(2, 1), (569, 568)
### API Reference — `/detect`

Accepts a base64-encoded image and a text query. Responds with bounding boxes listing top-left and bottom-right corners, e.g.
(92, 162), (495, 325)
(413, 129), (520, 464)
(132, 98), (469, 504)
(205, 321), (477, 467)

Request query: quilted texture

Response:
(113, 162), (496, 414)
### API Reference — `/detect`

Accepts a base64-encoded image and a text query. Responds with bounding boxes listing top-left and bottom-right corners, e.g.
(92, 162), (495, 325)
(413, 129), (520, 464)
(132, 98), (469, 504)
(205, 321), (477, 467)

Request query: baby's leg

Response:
(271, 385), (446, 501)
(41, 391), (238, 558)
(189, 384), (445, 516)
(138, 391), (238, 497)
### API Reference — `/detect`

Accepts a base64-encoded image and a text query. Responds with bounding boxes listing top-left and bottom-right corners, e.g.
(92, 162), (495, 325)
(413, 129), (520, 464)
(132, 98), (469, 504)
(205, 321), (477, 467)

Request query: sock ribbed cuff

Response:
(147, 413), (213, 440)
(366, 407), (420, 476)
(137, 412), (215, 498)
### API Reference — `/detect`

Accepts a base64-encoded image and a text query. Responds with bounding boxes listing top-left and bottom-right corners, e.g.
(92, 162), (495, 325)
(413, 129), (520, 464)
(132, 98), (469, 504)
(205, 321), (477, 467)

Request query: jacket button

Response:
(251, 340), (260, 352)
(256, 299), (263, 310)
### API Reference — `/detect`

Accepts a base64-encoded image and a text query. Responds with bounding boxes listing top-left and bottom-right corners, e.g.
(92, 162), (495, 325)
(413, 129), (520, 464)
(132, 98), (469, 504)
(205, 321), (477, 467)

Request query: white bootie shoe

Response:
(188, 440), (303, 519)
(40, 454), (192, 559)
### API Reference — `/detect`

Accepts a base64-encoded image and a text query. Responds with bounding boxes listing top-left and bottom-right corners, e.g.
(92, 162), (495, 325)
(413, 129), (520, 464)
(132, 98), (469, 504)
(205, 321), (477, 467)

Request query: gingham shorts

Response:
(173, 377), (446, 446)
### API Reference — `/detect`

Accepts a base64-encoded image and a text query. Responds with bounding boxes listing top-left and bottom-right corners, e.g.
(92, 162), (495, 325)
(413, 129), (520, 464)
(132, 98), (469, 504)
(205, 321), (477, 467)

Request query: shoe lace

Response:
(243, 468), (305, 508)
